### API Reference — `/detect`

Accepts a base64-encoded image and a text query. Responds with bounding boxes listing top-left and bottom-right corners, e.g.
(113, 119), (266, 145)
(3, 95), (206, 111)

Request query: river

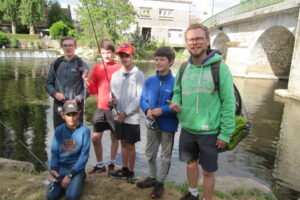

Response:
(0, 57), (299, 199)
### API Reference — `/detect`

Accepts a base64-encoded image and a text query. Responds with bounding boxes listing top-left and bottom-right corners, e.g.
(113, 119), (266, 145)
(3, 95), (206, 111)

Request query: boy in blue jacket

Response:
(137, 46), (178, 199)
(47, 101), (91, 200)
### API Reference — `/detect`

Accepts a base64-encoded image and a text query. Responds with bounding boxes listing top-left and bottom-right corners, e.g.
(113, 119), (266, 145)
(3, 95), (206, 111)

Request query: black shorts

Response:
(179, 128), (218, 172)
(93, 109), (115, 133)
(115, 123), (140, 144)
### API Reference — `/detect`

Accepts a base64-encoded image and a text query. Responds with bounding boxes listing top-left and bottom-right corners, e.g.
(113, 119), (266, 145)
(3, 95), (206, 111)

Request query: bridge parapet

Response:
(202, 0), (287, 27)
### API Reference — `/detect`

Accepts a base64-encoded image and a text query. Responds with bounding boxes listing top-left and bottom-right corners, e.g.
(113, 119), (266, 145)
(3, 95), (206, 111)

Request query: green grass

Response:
(3, 33), (39, 40)
(165, 181), (276, 200)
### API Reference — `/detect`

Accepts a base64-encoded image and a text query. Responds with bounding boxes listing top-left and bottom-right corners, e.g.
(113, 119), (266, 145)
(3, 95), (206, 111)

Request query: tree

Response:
(0, 0), (21, 34)
(49, 20), (69, 39)
(76, 0), (136, 44)
(20, 0), (45, 35)
(47, 0), (73, 28)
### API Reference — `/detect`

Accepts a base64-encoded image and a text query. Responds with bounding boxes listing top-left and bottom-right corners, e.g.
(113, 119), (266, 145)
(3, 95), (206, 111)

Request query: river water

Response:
(0, 57), (300, 199)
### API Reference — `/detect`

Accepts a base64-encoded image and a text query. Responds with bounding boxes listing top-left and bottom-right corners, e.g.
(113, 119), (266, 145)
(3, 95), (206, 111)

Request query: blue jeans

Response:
(46, 170), (85, 200)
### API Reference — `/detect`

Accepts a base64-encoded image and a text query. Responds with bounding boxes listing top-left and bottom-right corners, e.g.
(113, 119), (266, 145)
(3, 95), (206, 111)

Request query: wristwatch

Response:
(67, 173), (73, 179)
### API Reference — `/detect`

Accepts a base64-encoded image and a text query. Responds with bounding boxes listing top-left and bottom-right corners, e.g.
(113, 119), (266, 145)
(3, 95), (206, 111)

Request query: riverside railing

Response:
(202, 0), (285, 27)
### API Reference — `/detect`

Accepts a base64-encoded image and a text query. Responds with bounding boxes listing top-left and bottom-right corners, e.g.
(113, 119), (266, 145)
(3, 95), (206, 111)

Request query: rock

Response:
(0, 158), (35, 172)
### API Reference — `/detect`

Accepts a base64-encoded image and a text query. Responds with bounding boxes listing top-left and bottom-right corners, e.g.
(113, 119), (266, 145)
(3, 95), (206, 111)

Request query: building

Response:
(130, 0), (192, 47)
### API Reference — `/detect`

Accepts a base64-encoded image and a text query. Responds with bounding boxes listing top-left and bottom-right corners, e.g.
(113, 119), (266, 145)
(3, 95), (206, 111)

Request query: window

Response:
(159, 9), (173, 18)
(140, 7), (151, 18)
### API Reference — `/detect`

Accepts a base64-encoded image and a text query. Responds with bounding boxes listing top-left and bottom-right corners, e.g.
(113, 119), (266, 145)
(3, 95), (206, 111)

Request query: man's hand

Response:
(50, 170), (60, 182)
(146, 109), (155, 120)
(166, 100), (181, 112)
(152, 108), (162, 117)
(55, 92), (66, 102)
(61, 176), (71, 188)
(216, 139), (228, 149)
(116, 112), (126, 124)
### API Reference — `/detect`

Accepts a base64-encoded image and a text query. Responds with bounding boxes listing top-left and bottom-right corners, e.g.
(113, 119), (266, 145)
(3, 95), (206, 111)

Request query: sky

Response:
(59, 0), (240, 20)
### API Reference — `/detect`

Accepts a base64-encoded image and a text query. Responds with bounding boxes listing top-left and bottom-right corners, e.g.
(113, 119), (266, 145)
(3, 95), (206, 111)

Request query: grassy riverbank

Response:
(0, 159), (276, 200)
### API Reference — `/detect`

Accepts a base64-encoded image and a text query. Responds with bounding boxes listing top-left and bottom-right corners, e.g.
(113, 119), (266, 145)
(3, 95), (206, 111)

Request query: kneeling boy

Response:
(47, 101), (91, 200)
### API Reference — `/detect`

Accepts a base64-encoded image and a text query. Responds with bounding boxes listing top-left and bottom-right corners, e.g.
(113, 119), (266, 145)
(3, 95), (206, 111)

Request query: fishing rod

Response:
(18, 139), (62, 182)
(82, 0), (112, 94)
(0, 120), (62, 182)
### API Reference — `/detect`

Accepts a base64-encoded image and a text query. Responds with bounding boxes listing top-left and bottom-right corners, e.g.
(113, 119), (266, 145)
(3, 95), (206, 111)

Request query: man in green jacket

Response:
(168, 23), (235, 200)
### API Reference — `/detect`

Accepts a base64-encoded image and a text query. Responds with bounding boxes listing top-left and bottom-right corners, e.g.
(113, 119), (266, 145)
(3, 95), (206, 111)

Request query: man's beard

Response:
(189, 48), (206, 59)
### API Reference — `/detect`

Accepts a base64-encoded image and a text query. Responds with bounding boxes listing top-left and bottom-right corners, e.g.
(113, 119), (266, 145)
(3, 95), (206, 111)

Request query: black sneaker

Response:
(108, 167), (128, 179)
(108, 163), (115, 173)
(136, 177), (157, 188)
(150, 182), (164, 199)
(126, 171), (136, 184)
(180, 192), (199, 200)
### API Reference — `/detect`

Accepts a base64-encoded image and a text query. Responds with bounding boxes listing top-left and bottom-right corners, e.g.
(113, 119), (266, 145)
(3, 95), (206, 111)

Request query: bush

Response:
(49, 21), (69, 39)
(68, 29), (80, 40)
(10, 39), (19, 48)
(29, 40), (35, 48)
(129, 25), (157, 60)
(0, 32), (10, 47)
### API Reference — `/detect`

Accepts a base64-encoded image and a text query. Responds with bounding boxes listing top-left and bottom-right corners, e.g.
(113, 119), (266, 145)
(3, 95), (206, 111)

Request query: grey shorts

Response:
(179, 128), (218, 172)
(93, 109), (115, 133)
(115, 123), (140, 144)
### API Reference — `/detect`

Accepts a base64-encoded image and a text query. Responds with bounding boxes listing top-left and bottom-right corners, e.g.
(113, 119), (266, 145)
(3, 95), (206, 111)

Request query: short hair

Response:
(154, 46), (175, 62)
(185, 23), (210, 41)
(60, 36), (76, 47)
(99, 39), (115, 52)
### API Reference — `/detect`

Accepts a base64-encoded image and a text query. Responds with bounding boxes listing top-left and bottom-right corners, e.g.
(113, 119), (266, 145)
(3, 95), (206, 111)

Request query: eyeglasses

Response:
(62, 44), (75, 48)
(186, 37), (205, 44)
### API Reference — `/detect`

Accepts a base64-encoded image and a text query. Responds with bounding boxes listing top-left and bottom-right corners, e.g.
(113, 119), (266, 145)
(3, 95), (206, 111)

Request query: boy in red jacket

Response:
(84, 39), (120, 174)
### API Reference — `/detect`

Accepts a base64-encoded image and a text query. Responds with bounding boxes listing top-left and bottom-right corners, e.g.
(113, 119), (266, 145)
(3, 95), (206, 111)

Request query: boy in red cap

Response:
(108, 43), (144, 182)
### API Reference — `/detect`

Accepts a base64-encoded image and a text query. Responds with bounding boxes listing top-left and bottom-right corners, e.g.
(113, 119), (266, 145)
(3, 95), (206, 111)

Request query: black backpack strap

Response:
(53, 56), (64, 74)
(210, 60), (221, 94)
(176, 61), (188, 86)
(77, 57), (83, 76)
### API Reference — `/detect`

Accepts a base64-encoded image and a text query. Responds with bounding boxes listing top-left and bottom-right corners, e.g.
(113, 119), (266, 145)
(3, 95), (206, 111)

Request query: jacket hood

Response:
(188, 49), (223, 67)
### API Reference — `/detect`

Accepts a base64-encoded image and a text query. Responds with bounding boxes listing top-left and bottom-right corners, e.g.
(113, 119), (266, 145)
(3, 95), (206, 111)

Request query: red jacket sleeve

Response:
(87, 65), (100, 94)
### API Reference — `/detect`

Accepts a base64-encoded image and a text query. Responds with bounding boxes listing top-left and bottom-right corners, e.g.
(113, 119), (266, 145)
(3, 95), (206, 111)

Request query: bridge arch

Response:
(212, 32), (230, 60)
(247, 26), (294, 78)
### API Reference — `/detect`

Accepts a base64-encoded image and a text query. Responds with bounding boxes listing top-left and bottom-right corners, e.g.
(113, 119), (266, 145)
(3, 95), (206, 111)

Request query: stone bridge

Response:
(202, 0), (300, 100)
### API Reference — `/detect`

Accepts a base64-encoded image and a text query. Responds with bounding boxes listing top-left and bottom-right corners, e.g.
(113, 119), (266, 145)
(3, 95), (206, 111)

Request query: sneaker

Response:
(126, 171), (136, 184)
(150, 182), (164, 199)
(87, 165), (106, 174)
(108, 167), (128, 179)
(180, 192), (199, 200)
(136, 177), (157, 189)
(108, 163), (115, 173)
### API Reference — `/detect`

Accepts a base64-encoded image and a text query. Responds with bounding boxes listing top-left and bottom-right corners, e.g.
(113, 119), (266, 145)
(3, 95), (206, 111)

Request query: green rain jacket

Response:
(172, 50), (235, 143)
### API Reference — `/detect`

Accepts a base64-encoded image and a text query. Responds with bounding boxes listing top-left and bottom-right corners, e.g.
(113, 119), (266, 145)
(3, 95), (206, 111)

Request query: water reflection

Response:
(273, 97), (300, 199)
(0, 57), (300, 199)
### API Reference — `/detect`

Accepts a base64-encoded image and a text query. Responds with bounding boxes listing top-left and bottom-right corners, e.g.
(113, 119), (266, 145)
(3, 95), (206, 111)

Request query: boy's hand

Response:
(50, 170), (60, 182)
(116, 112), (126, 124)
(152, 108), (162, 117)
(82, 70), (89, 81)
(166, 100), (180, 112)
(146, 109), (155, 120)
(55, 92), (66, 102)
(61, 176), (71, 188)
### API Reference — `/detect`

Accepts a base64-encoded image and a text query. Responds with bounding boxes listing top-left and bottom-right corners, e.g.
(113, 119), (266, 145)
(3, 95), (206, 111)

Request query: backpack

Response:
(177, 61), (250, 152)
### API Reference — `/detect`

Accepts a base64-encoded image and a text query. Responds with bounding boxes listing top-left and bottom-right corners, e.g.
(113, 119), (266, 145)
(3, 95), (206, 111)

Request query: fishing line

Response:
(0, 120), (62, 182)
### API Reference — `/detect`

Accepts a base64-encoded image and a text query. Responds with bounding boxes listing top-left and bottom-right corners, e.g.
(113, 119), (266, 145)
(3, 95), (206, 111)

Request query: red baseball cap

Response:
(116, 43), (135, 55)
